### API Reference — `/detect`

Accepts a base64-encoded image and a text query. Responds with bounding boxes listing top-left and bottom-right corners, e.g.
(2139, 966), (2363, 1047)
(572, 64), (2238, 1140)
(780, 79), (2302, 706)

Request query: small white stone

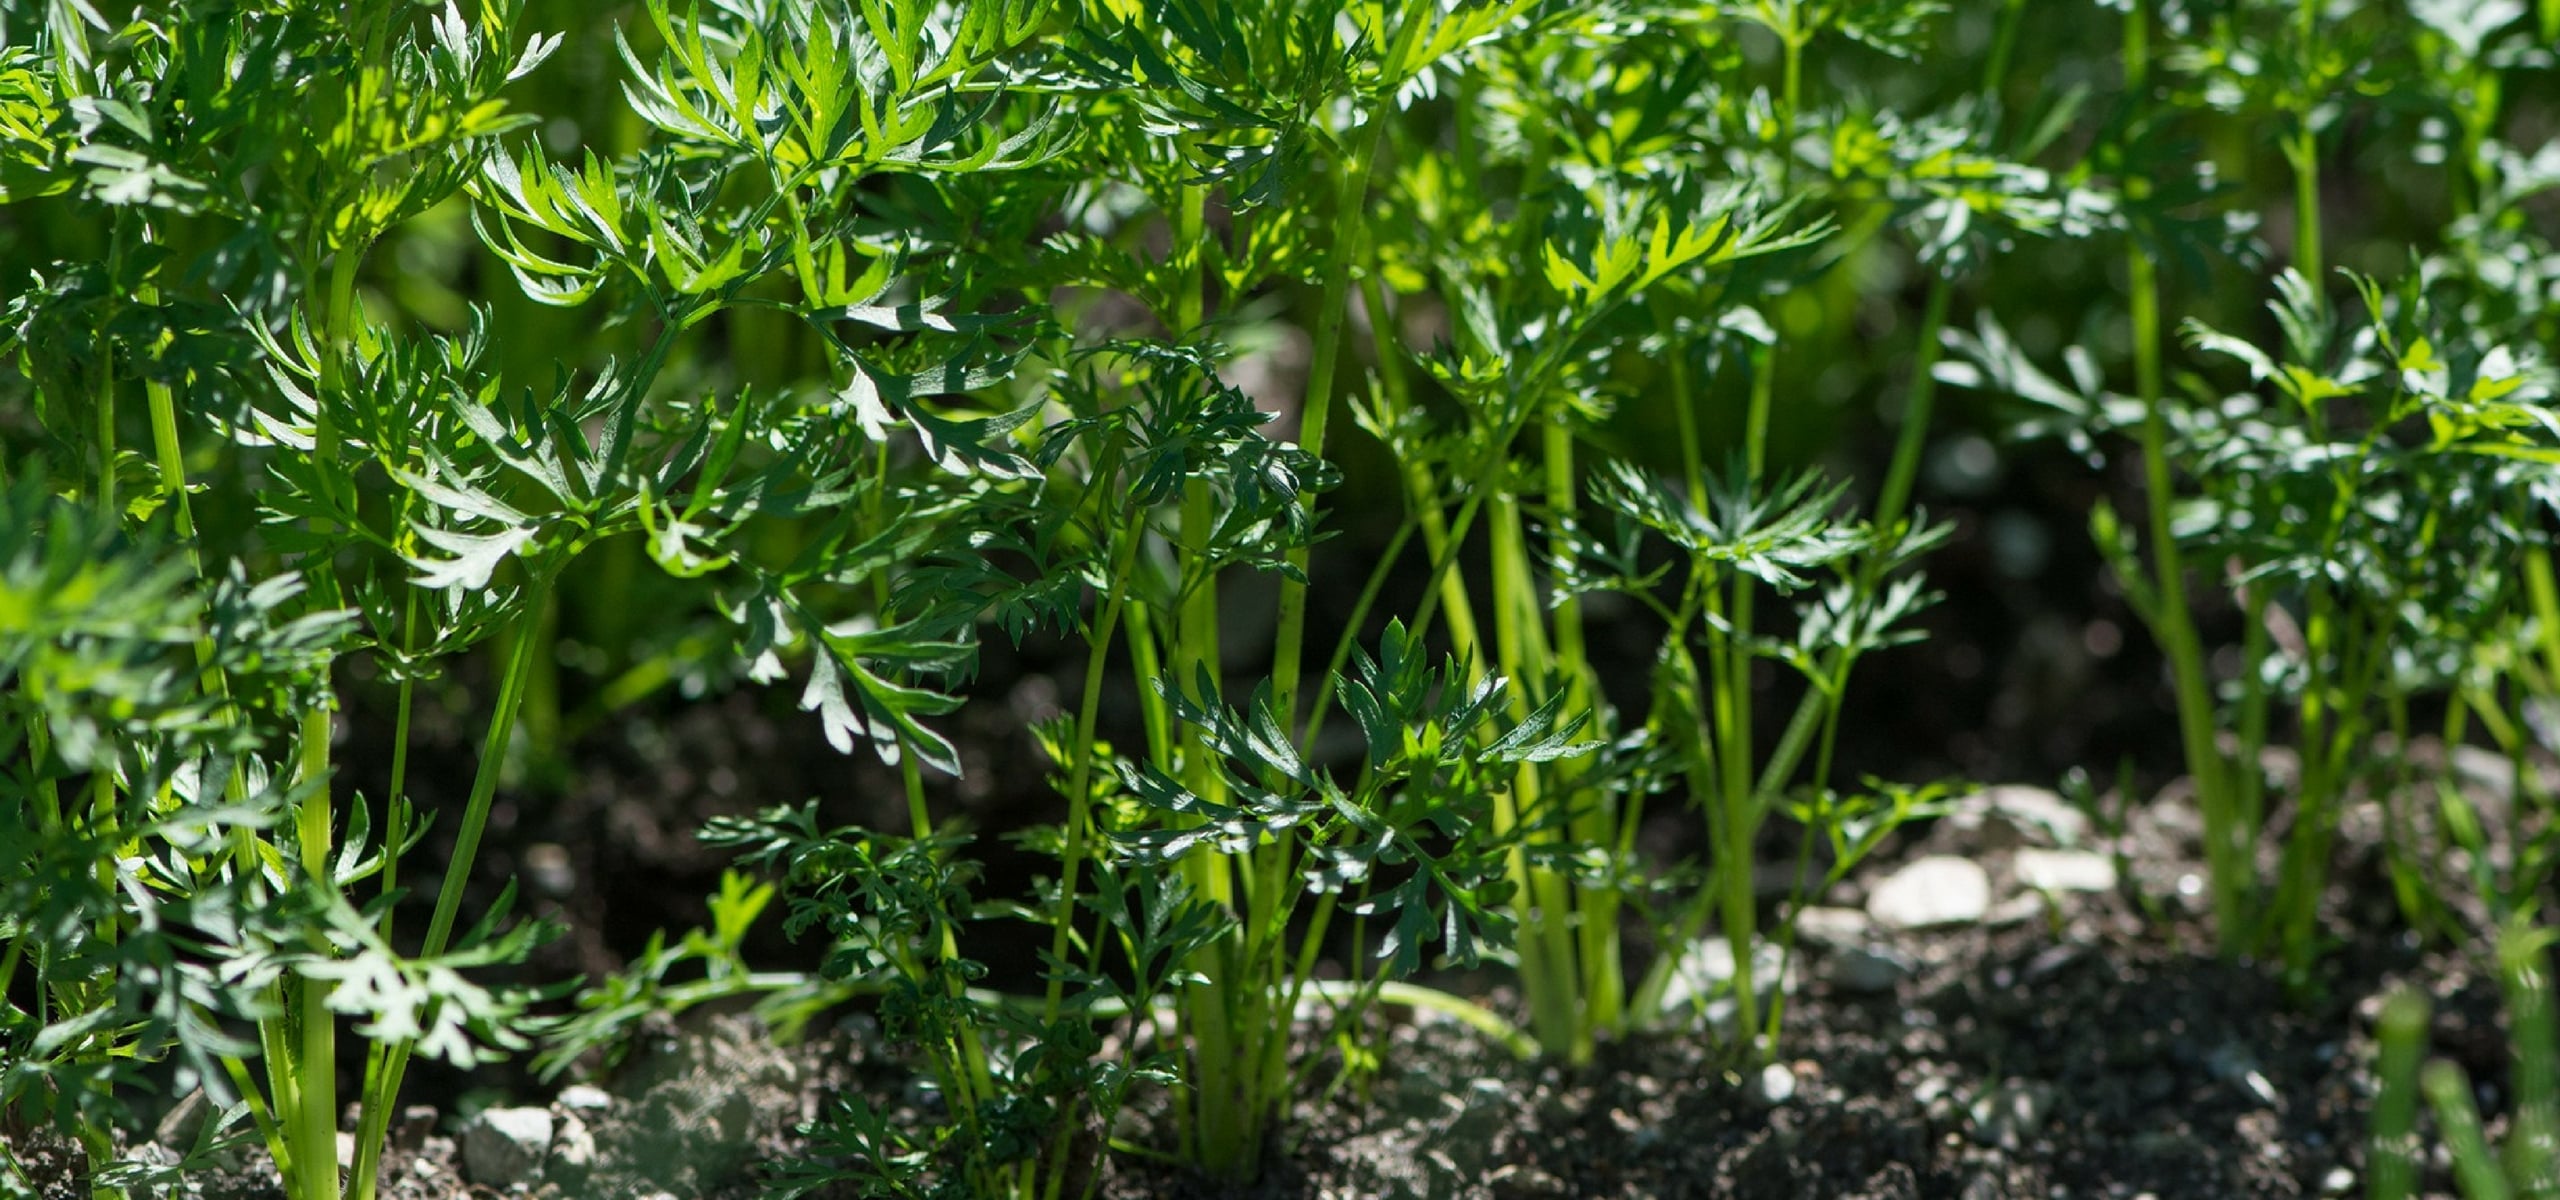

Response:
(1824, 945), (1914, 994)
(548, 1112), (597, 1181)
(2014, 848), (2118, 894)
(1793, 906), (1871, 948)
(1747, 1061), (1797, 1106)
(1868, 856), (1992, 929)
(462, 1106), (555, 1186)
(556, 1084), (612, 1112)
(155, 1089), (211, 1149)
(1968, 1079), (2056, 1150)
(1951, 785), (2089, 847)
(1657, 935), (1792, 1014)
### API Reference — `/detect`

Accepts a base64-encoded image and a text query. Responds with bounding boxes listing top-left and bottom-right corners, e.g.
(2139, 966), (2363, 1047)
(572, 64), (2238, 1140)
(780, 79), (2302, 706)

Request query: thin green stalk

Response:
(2499, 921), (2559, 1191)
(143, 331), (228, 700)
(2269, 590), (2338, 965)
(855, 440), (1000, 1157)
(351, 575), (555, 1200)
(2284, 124), (2322, 299)
(380, 585), (420, 938)
(1983, 0), (2027, 101)
(1871, 278), (1954, 535)
(1402, 470), (1490, 664)
(2533, 551), (2560, 688)
(1487, 492), (1582, 1058)
(2375, 693), (2440, 937)
(2287, 0), (2322, 298)
(2119, 0), (2241, 952)
(345, 539), (426, 1199)
(1124, 598), (1175, 766)
(73, 220), (139, 1200)
(1265, 127), (1380, 718)
(287, 690), (342, 1200)
(1670, 324), (1707, 507)
(94, 295), (116, 520)
(1540, 394), (1618, 1046)
(2425, 1059), (2515, 1200)
(1042, 515), (1144, 1021)
(1698, 295), (1784, 1055)
(1158, 152), (1264, 1178)
(1701, 576), (1765, 1051)
(1268, 5), (1429, 723)
(1297, 511), (1418, 746)
(415, 584), (547, 950)
(1778, 32), (1804, 195)
(1758, 651), (1857, 1055)
(2234, 578), (2272, 860)
(2273, 605), (2385, 979)
(277, 184), (378, 1200)
(2369, 989), (2428, 1200)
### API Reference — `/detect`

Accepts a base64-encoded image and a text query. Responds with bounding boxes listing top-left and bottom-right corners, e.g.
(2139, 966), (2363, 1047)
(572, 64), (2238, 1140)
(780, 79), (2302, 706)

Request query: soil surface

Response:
(5, 756), (2524, 1200)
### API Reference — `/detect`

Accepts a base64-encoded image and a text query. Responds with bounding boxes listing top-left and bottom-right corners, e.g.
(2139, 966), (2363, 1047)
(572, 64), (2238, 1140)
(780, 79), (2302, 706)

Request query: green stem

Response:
(1488, 492), (1581, 1059)
(95, 225), (118, 519)
(1298, 512), (1418, 747)
(380, 583), (421, 939)
(423, 590), (547, 953)
(1871, 278), (1954, 535)
(1778, 34), (1803, 194)
(2290, 0), (2322, 294)
(1042, 517), (1143, 1021)
(2368, 991), (2428, 1200)
(2120, 0), (2240, 953)
(2423, 1060), (2513, 1200)
(1704, 577), (1763, 1054)
(1982, 0), (2027, 101)
(2285, 125), (2322, 299)
(1270, 121), (1385, 723)
(863, 439), (998, 1126)
(352, 575), (555, 1200)
(292, 709), (341, 1200)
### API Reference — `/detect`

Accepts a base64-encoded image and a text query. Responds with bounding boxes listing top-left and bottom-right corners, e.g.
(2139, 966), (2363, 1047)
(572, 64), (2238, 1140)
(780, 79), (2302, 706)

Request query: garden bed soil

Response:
(6, 761), (2516, 1200)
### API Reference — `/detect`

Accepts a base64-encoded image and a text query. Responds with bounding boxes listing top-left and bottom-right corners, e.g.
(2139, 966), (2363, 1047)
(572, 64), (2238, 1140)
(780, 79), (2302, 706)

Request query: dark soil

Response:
(1082, 807), (2479, 1200)
(8, 760), (2523, 1200)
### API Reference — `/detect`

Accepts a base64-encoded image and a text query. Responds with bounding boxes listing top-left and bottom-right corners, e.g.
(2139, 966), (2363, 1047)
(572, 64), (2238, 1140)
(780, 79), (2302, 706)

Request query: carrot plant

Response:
(1332, 0), (2084, 1064)
(4, 6), (577, 1199)
(11, 1), (2560, 1197)
(1943, 0), (2560, 983)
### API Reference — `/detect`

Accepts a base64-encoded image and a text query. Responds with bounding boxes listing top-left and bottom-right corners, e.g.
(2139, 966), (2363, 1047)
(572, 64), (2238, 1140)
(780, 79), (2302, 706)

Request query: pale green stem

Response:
(2120, 0), (2240, 952)
(352, 576), (555, 1200)
(1268, 3), (1429, 724)
(1042, 515), (1143, 1021)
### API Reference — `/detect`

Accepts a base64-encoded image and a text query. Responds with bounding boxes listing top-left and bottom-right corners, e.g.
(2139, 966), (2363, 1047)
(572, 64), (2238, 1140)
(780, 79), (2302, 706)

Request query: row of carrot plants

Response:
(3, 2), (2557, 1197)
